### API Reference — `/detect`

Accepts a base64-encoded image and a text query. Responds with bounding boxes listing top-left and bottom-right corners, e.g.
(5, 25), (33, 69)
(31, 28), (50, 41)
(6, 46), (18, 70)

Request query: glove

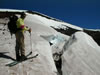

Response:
(28, 28), (32, 33)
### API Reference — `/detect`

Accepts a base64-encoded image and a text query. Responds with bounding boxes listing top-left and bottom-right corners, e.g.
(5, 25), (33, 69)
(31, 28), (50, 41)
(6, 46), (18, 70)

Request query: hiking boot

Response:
(16, 58), (21, 61)
(21, 55), (27, 61)
(16, 56), (21, 61)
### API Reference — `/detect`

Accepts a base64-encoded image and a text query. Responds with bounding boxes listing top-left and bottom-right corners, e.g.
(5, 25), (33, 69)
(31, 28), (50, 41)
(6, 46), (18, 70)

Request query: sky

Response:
(0, 0), (100, 29)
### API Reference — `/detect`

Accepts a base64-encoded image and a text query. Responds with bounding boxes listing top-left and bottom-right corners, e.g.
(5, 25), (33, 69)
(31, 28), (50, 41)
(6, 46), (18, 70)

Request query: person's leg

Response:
(15, 32), (21, 61)
(19, 32), (27, 60)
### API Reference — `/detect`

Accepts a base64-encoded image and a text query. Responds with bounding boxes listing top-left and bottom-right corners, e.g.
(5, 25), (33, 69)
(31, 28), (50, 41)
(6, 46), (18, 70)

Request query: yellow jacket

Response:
(16, 18), (29, 32)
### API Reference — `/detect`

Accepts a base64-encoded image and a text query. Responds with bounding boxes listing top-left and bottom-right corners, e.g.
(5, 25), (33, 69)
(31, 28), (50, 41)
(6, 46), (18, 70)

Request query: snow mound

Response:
(62, 32), (100, 75)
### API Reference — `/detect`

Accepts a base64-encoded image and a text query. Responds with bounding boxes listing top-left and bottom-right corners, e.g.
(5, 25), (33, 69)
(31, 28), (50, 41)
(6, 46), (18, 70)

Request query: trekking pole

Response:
(30, 32), (33, 61)
(30, 32), (32, 52)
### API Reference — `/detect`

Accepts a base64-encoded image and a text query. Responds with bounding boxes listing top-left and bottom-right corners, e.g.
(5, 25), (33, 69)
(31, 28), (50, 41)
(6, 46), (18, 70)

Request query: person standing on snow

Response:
(15, 12), (31, 61)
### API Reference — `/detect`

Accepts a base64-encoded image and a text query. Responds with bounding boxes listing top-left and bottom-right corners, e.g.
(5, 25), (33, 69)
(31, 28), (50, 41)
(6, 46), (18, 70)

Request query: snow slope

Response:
(0, 11), (59, 75)
(0, 9), (100, 75)
(26, 11), (83, 31)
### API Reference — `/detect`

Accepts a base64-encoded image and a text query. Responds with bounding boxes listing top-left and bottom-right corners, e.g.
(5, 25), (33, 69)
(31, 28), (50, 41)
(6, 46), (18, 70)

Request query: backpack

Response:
(8, 15), (18, 36)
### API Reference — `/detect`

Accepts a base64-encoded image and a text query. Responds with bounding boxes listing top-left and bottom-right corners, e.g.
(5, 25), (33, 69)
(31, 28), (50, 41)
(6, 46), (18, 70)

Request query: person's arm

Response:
(23, 26), (32, 33)
(17, 18), (31, 32)
(21, 26), (29, 31)
(17, 18), (29, 30)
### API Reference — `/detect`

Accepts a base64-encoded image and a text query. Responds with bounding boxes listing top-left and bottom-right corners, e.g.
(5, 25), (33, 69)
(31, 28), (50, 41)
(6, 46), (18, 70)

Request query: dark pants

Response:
(15, 31), (25, 60)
